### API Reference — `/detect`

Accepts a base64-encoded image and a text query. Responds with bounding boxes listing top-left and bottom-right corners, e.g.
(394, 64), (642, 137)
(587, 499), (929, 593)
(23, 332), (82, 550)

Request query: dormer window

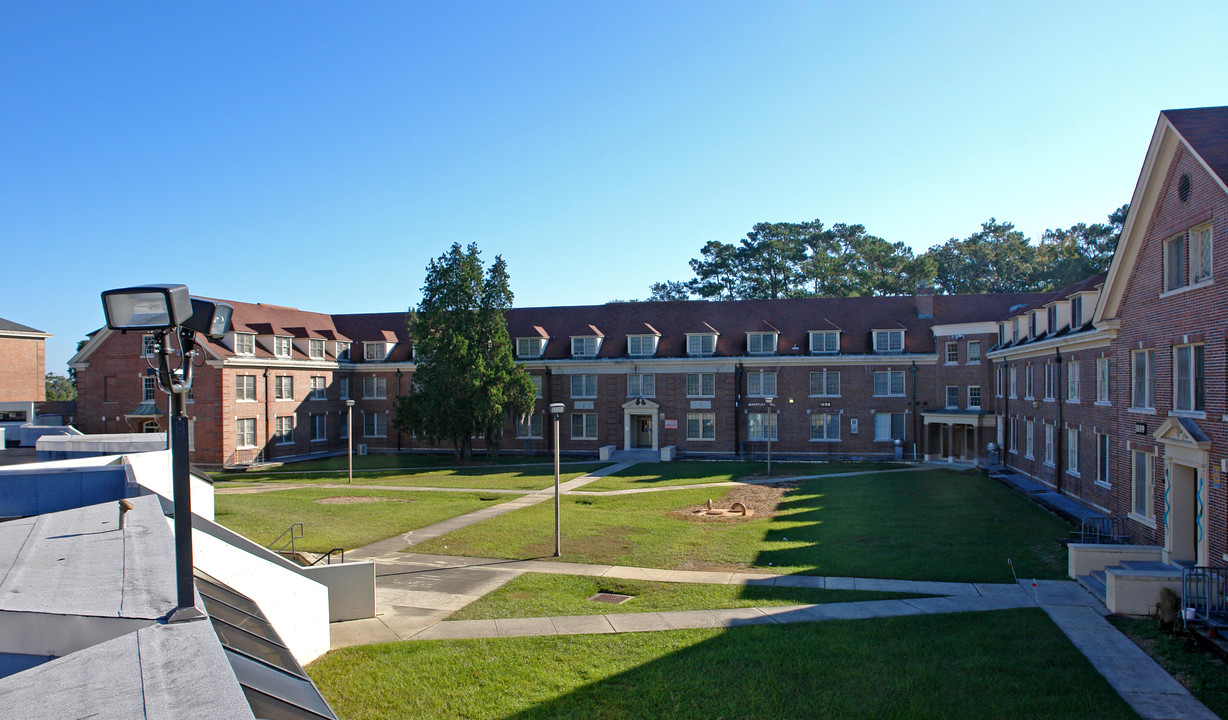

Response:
(274, 336), (292, 358)
(517, 337), (546, 358)
(873, 329), (904, 353)
(571, 336), (601, 357)
(364, 341), (387, 361)
(1047, 305), (1057, 333)
(747, 332), (777, 355)
(1028, 313), (1036, 338)
(809, 331), (839, 354)
(1011, 318), (1019, 342)
(687, 334), (716, 356)
(336, 341), (351, 361)
(627, 335), (658, 357)
(1070, 296), (1083, 327)
(235, 333), (255, 356)
(309, 338), (325, 359)
(997, 324), (1005, 346)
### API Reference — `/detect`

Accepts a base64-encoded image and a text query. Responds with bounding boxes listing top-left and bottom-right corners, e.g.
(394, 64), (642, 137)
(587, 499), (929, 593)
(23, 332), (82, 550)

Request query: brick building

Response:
(0, 318), (51, 439)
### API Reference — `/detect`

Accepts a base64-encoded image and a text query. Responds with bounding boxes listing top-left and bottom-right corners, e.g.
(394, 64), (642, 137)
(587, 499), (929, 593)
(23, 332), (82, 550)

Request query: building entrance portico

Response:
(622, 399), (659, 451)
(921, 411), (995, 463)
(1154, 417), (1210, 566)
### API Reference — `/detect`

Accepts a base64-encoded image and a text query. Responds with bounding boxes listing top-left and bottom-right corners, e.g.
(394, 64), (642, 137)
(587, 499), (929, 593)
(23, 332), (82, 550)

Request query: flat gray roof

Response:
(0, 620), (253, 719)
(0, 494), (175, 619)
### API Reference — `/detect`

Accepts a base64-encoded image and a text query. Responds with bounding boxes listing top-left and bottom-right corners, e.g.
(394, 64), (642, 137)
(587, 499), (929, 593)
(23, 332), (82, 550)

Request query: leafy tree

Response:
(647, 280), (691, 301)
(393, 243), (536, 461)
(45, 372), (76, 401)
(1034, 204), (1128, 288)
(922, 219), (1042, 294)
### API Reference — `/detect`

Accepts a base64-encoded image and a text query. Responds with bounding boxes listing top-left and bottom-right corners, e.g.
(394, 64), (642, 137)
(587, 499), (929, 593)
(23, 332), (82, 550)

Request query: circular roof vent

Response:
(1179, 173), (1192, 202)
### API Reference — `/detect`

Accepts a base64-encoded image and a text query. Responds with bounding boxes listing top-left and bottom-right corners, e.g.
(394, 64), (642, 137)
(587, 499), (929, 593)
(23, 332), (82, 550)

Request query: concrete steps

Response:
(1077, 571), (1107, 603)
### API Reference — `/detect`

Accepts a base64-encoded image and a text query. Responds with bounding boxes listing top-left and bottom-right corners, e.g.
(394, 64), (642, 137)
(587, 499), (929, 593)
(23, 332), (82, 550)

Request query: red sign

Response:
(664, 419), (678, 429)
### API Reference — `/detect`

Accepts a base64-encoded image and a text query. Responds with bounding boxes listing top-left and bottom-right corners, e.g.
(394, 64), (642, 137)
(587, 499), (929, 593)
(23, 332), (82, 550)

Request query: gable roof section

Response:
(1098, 106), (1228, 323)
(0, 317), (50, 337)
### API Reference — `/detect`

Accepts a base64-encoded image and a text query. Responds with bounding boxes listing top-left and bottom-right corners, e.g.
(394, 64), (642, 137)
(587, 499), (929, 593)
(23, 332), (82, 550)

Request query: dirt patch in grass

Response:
(313, 496), (411, 505)
(673, 483), (788, 522)
(525, 526), (647, 564)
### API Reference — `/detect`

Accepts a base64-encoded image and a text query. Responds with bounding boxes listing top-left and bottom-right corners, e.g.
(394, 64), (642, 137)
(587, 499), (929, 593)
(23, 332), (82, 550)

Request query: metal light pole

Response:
(347, 399), (355, 484)
(549, 403), (565, 557)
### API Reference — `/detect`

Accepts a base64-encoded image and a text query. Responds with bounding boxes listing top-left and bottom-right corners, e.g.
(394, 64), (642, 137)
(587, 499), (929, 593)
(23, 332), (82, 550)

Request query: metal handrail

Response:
(308, 548), (346, 566)
(1077, 516), (1129, 544)
(267, 522), (304, 557)
(1182, 565), (1228, 627)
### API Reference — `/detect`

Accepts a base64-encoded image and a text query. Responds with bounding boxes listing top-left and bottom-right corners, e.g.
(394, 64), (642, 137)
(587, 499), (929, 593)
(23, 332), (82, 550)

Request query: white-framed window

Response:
(363, 376), (387, 399)
(1044, 423), (1054, 465)
(237, 375), (257, 402)
(1190, 223), (1213, 284)
(627, 373), (655, 398)
(998, 323), (1006, 346)
(309, 338), (325, 359)
(810, 413), (839, 441)
(996, 367), (1005, 398)
(873, 370), (905, 397)
(1009, 367), (1017, 398)
(1028, 312), (1037, 338)
(686, 373), (715, 397)
(517, 337), (545, 358)
(234, 333), (255, 356)
(627, 335), (658, 357)
(945, 386), (958, 409)
(1043, 364), (1055, 401)
(336, 341), (351, 361)
(1165, 232), (1186, 292)
(968, 386), (981, 409)
(1096, 357), (1109, 403)
(1174, 344), (1205, 412)
(570, 412), (598, 440)
(748, 412), (778, 441)
(687, 334), (716, 356)
(275, 416), (294, 445)
(274, 375), (293, 400)
(747, 332), (777, 355)
(236, 418), (257, 448)
(1008, 417), (1017, 453)
(809, 331), (839, 354)
(1067, 428), (1079, 474)
(310, 376), (326, 400)
(570, 375), (597, 399)
(747, 371), (777, 398)
(1025, 421), (1034, 459)
(340, 413), (349, 439)
(1047, 305), (1058, 333)
(873, 329), (904, 353)
(364, 342), (387, 361)
(1011, 318), (1020, 342)
(141, 376), (157, 402)
(274, 337), (292, 358)
(141, 334), (158, 358)
(945, 342), (958, 364)
(809, 370), (839, 397)
(363, 412), (387, 438)
(687, 413), (715, 441)
(1131, 349), (1154, 409)
(873, 413), (905, 441)
(967, 341), (981, 363)
(1096, 433), (1110, 486)
(571, 336), (600, 357)
(1070, 296), (1084, 327)
(1132, 450), (1155, 519)
(311, 414), (327, 442)
(1067, 360), (1079, 401)
(339, 377), (349, 400)
(516, 412), (542, 439)
(531, 375), (543, 399)
(1025, 365), (1034, 399)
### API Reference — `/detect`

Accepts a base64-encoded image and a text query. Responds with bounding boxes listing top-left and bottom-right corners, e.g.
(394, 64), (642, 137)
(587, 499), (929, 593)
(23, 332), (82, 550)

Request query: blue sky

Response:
(3, 1), (1227, 373)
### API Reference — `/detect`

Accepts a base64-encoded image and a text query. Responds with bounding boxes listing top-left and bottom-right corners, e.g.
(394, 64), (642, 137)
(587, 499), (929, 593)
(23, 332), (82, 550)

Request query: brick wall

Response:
(0, 335), (46, 402)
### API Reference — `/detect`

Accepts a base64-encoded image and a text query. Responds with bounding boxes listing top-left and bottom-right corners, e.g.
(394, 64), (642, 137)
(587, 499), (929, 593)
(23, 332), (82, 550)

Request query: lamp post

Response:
(549, 403), (565, 557)
(101, 285), (232, 623)
(346, 400), (355, 484)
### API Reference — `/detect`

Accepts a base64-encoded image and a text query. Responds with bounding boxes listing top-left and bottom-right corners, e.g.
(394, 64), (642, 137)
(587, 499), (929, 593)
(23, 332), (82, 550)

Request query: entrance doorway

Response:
(1168, 462), (1201, 565)
(632, 415), (653, 448)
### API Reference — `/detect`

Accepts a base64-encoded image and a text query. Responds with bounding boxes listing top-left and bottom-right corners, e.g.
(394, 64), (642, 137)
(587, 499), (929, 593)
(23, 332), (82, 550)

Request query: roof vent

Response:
(1179, 173), (1192, 203)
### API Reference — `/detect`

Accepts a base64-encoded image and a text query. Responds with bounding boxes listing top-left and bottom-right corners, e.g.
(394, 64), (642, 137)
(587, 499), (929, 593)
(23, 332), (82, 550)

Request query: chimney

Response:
(916, 286), (934, 319)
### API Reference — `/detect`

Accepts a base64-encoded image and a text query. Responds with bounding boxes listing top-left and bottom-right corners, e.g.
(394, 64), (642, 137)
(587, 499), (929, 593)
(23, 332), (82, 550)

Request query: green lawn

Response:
(309, 609), (1135, 720)
(215, 452), (571, 476)
(448, 573), (925, 620)
(578, 460), (907, 492)
(1110, 616), (1228, 718)
(213, 463), (610, 490)
(408, 469), (1072, 582)
(214, 487), (509, 552)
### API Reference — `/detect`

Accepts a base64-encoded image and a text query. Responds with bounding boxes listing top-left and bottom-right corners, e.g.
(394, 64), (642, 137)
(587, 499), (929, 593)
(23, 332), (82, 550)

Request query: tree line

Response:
(644, 205), (1128, 301)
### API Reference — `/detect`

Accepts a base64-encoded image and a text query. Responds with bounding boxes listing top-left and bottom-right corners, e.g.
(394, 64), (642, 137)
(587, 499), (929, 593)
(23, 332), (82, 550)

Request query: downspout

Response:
(910, 361), (919, 459)
(262, 367), (270, 461)
(395, 368), (403, 452)
(735, 362), (744, 459)
(1001, 360), (1009, 468)
(1054, 348), (1063, 494)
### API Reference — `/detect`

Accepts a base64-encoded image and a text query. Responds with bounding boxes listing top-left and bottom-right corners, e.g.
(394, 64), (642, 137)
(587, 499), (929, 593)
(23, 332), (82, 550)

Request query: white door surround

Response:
(622, 399), (659, 452)
(1154, 417), (1210, 566)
